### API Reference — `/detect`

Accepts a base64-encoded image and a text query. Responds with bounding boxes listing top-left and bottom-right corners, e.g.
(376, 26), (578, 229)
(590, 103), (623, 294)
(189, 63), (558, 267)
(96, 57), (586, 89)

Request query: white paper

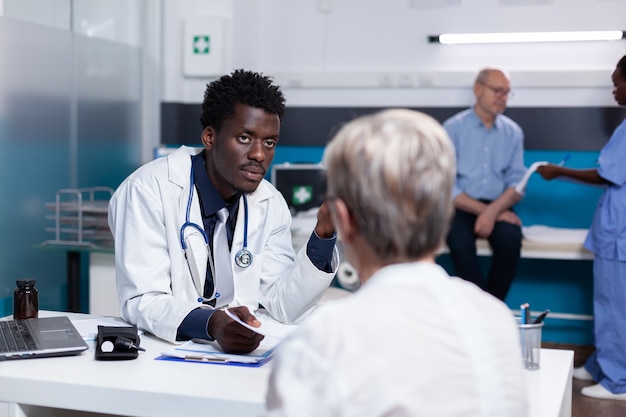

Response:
(72, 316), (139, 341)
(515, 161), (549, 194)
(522, 225), (588, 244)
(224, 309), (295, 340)
(161, 338), (278, 364)
(160, 316), (289, 364)
(158, 309), (298, 364)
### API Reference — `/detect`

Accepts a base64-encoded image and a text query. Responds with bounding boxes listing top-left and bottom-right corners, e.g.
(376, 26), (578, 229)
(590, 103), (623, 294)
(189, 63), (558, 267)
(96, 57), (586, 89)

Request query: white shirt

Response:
(266, 262), (528, 417)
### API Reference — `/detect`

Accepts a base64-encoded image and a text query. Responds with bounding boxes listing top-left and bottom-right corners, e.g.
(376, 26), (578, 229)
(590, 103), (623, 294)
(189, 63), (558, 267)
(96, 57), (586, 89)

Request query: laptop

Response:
(0, 316), (89, 361)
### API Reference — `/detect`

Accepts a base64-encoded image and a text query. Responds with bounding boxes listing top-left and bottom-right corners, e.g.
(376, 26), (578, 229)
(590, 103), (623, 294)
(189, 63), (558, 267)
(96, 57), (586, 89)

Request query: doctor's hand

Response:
(315, 201), (336, 239)
(207, 307), (264, 354)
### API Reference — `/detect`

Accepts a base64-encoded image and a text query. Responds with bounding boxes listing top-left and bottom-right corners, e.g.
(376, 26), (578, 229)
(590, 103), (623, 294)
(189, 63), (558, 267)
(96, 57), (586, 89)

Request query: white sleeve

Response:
(265, 335), (342, 417)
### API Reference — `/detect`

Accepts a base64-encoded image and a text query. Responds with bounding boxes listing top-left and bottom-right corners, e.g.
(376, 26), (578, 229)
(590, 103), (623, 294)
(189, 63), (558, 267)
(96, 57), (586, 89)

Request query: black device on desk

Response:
(95, 325), (143, 360)
(0, 316), (88, 361)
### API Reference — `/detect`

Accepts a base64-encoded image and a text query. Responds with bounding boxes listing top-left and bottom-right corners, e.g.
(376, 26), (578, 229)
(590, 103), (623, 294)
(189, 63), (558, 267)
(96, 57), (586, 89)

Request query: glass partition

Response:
(0, 0), (144, 315)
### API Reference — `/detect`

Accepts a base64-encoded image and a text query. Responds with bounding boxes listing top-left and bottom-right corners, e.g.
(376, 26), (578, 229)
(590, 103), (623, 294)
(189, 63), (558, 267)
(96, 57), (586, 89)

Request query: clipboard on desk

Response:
(156, 309), (295, 367)
(156, 338), (280, 367)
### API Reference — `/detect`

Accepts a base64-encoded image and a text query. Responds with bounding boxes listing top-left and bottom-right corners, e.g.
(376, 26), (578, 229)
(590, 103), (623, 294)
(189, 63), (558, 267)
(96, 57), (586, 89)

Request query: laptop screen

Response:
(270, 163), (327, 215)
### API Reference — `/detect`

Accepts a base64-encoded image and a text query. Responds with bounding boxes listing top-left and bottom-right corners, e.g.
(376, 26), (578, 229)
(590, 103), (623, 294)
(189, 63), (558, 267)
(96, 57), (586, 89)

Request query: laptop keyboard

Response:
(0, 320), (37, 353)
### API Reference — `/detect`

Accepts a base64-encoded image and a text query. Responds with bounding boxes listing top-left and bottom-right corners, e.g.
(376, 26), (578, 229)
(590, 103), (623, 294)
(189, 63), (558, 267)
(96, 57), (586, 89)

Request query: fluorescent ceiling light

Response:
(429, 30), (626, 45)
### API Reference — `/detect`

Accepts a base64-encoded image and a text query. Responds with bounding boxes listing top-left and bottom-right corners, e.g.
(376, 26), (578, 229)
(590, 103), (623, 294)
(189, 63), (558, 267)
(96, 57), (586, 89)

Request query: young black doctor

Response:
(108, 70), (338, 354)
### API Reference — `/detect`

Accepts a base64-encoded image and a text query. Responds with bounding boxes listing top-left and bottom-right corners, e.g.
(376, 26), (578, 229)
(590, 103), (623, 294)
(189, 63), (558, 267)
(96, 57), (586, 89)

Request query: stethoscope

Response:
(179, 167), (253, 303)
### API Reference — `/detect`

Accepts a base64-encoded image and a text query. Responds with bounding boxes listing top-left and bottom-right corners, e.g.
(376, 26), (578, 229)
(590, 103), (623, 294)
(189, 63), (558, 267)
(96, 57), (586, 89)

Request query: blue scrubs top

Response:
(584, 119), (626, 261)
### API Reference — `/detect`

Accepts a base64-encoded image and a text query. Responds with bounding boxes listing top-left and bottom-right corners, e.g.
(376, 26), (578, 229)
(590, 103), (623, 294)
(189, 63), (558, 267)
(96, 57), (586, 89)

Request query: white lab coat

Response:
(266, 262), (528, 417)
(108, 146), (338, 342)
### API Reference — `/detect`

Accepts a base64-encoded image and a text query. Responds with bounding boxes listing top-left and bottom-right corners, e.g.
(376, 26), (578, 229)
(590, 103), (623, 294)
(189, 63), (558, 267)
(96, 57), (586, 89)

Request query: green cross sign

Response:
(193, 35), (210, 54)
(292, 186), (313, 205)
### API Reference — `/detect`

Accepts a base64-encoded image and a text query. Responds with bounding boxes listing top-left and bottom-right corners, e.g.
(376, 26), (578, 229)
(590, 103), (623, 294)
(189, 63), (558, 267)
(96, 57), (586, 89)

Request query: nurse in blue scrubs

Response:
(537, 54), (626, 401)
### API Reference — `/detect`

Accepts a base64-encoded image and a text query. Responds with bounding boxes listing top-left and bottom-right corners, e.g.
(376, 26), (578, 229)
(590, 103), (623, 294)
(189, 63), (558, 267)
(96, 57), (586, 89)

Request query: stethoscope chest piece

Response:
(235, 248), (253, 268)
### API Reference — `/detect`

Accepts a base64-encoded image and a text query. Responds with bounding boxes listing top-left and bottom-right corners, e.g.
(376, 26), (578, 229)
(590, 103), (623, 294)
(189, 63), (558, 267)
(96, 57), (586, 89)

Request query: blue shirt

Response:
(584, 118), (626, 260)
(443, 108), (526, 201)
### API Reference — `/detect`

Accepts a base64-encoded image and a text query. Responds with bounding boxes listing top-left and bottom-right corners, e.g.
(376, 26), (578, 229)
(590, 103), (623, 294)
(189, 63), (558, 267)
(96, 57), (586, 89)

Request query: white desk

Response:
(528, 348), (574, 417)
(0, 312), (270, 417)
(0, 313), (573, 417)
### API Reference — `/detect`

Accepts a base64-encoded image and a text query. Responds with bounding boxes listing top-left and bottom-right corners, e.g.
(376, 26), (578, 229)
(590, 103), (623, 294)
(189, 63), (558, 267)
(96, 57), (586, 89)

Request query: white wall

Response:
(162, 0), (235, 105)
(163, 0), (626, 107)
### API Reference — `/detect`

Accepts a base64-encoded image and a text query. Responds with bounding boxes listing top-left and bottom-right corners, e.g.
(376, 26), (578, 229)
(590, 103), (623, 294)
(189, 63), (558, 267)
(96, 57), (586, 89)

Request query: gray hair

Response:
(322, 109), (456, 261)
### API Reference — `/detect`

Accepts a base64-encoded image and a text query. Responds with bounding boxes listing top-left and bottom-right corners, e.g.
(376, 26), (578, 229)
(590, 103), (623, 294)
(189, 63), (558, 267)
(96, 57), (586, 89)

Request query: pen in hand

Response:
(558, 154), (570, 166)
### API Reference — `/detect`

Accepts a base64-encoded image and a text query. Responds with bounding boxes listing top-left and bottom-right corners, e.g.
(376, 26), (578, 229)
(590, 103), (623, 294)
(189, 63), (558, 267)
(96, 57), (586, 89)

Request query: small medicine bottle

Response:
(13, 279), (39, 320)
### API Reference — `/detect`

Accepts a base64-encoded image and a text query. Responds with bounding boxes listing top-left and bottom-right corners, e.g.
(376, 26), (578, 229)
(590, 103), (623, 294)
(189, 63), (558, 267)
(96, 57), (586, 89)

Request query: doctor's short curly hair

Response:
(200, 69), (286, 132)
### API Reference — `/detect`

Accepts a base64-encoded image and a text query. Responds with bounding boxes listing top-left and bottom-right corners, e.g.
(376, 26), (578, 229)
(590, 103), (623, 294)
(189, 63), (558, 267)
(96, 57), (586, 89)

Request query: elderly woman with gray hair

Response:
(265, 109), (528, 417)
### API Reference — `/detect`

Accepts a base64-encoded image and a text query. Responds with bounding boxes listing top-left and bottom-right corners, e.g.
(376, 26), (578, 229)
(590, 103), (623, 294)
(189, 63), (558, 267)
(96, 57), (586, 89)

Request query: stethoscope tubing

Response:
(180, 167), (251, 253)
(242, 193), (249, 249)
(179, 164), (253, 303)
(180, 168), (209, 249)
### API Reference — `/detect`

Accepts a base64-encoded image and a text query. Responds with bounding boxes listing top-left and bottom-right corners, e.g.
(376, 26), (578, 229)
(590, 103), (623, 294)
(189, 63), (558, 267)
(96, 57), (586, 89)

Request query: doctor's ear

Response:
(201, 127), (216, 149)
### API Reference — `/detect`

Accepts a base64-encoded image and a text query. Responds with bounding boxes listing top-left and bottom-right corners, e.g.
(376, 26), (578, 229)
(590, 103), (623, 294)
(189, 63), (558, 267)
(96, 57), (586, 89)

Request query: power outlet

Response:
(397, 72), (417, 87)
(378, 72), (395, 87)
